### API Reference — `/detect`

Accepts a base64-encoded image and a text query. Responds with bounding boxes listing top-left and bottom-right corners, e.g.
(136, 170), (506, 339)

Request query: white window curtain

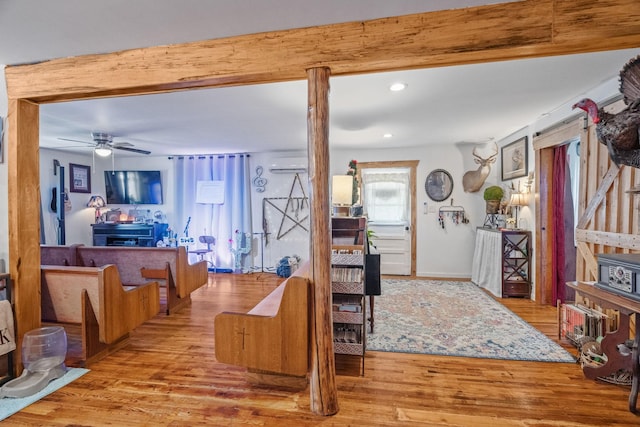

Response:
(173, 154), (252, 271)
(361, 169), (409, 223)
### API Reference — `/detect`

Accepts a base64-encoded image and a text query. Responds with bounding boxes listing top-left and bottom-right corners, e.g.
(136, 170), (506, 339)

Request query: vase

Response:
(486, 200), (500, 214)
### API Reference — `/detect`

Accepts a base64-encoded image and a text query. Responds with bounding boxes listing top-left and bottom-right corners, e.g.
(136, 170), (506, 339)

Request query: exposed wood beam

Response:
(576, 164), (620, 229)
(6, 0), (640, 102)
(576, 240), (598, 280)
(575, 228), (640, 251)
(7, 98), (41, 372)
(306, 67), (338, 415)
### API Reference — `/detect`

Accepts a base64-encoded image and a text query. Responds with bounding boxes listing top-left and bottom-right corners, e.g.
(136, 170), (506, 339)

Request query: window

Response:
(361, 168), (410, 223)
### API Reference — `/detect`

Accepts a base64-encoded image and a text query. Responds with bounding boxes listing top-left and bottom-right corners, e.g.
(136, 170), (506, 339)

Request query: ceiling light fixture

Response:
(383, 133), (393, 138)
(94, 146), (112, 157)
(389, 82), (407, 92)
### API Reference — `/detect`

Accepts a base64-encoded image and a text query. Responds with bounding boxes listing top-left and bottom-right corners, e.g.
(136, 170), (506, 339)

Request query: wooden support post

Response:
(7, 98), (42, 374)
(306, 67), (339, 416)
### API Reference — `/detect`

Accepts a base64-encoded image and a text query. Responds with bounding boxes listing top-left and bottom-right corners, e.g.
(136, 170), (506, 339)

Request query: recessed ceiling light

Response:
(389, 82), (407, 92)
(383, 133), (393, 138)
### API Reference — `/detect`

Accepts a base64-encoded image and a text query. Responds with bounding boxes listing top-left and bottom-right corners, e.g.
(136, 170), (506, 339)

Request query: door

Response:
(367, 222), (411, 275)
(360, 167), (412, 275)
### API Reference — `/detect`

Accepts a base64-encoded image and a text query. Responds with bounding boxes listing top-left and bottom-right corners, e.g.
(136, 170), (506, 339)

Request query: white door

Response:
(367, 222), (410, 275)
(361, 168), (411, 275)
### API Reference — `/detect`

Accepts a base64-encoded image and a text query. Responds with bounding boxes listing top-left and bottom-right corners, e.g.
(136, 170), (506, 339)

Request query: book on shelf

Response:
(331, 267), (363, 283)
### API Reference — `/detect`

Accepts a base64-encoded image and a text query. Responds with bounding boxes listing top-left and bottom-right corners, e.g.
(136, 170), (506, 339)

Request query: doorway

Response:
(534, 120), (583, 305)
(357, 160), (418, 276)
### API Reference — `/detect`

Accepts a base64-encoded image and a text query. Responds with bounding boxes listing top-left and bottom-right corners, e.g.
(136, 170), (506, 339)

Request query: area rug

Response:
(366, 279), (575, 363)
(0, 367), (89, 421)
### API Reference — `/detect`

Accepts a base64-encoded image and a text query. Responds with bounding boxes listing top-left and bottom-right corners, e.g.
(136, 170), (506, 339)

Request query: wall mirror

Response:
(425, 169), (453, 202)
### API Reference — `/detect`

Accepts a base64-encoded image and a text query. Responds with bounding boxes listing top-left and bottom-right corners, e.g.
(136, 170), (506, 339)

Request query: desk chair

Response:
(189, 236), (216, 270)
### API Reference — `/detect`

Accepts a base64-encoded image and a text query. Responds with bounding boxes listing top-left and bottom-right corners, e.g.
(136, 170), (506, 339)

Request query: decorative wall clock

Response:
(425, 169), (453, 202)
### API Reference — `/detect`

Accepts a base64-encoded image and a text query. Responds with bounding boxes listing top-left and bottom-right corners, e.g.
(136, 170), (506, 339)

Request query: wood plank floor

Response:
(5, 273), (639, 426)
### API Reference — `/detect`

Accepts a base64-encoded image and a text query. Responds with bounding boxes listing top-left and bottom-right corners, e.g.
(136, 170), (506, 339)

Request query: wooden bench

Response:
(41, 264), (160, 366)
(41, 244), (84, 266)
(41, 245), (208, 314)
(214, 262), (310, 382)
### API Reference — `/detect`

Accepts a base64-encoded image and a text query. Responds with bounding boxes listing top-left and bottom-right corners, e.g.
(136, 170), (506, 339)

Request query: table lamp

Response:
(332, 175), (353, 217)
(509, 192), (526, 229)
(86, 195), (106, 223)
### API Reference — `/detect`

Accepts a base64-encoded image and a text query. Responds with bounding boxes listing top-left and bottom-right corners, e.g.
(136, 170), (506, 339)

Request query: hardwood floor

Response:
(6, 273), (639, 426)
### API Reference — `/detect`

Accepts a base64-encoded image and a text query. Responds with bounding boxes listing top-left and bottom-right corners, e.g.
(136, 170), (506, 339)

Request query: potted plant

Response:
(483, 185), (504, 214)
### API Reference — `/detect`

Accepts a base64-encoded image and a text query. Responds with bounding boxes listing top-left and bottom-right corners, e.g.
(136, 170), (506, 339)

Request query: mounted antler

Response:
(462, 142), (498, 193)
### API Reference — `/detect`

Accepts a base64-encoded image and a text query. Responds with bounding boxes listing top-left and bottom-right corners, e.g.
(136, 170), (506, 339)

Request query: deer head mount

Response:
(462, 142), (498, 193)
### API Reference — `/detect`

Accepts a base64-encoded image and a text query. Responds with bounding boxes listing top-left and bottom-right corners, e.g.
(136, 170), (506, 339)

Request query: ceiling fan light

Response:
(95, 146), (112, 157)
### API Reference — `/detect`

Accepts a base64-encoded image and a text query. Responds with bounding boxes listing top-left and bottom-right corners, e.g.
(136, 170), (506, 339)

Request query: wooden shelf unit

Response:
(331, 216), (368, 374)
(501, 230), (532, 298)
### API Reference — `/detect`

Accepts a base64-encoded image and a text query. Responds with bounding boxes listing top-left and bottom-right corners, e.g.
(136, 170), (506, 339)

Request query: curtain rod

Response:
(167, 153), (250, 160)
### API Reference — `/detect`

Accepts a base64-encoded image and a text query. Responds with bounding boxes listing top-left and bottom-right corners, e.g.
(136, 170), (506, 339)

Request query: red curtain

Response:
(552, 144), (576, 305)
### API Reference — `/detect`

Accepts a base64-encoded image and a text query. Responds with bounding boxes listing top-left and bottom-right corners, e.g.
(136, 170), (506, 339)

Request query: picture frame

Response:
(69, 163), (91, 193)
(425, 168), (454, 202)
(105, 210), (121, 222)
(501, 136), (528, 181)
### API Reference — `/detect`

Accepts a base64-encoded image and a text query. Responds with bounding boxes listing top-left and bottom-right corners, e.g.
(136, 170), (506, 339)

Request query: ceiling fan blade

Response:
(57, 137), (93, 145)
(111, 141), (134, 148)
(113, 145), (151, 155)
(51, 144), (93, 150)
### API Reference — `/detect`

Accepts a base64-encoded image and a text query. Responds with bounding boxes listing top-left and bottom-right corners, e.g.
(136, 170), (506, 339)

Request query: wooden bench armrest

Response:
(100, 264), (160, 343)
(176, 246), (208, 298)
(214, 261), (310, 376)
(41, 264), (160, 344)
(248, 284), (286, 316)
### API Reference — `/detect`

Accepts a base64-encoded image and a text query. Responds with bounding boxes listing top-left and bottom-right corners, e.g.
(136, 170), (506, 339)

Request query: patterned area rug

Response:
(366, 279), (575, 363)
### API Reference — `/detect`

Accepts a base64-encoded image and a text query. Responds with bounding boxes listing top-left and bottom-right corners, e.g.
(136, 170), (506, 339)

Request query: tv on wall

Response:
(104, 170), (163, 205)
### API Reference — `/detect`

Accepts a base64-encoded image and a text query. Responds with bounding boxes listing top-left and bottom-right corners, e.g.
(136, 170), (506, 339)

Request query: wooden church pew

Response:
(41, 264), (160, 366)
(140, 263), (190, 315)
(214, 262), (310, 383)
(41, 244), (208, 314)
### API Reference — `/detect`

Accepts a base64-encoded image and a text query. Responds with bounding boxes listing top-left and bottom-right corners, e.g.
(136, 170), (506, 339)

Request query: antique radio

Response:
(595, 253), (640, 301)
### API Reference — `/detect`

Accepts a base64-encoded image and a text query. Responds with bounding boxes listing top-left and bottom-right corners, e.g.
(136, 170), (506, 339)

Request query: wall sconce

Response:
(332, 175), (353, 217)
(509, 192), (527, 229)
(524, 171), (534, 194)
(86, 195), (106, 223)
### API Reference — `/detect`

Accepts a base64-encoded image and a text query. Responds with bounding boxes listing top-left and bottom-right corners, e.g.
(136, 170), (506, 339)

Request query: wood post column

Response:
(7, 98), (42, 373)
(306, 67), (339, 416)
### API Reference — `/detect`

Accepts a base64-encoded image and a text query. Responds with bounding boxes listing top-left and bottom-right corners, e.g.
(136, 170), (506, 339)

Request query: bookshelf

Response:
(331, 217), (367, 374)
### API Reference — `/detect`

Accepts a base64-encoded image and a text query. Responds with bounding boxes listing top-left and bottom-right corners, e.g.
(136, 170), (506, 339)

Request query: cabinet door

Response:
(502, 231), (531, 298)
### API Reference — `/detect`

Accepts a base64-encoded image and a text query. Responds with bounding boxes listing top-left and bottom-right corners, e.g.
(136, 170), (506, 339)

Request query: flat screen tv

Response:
(104, 170), (163, 205)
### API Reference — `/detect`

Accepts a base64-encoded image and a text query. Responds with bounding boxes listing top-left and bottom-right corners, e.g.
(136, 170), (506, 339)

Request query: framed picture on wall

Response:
(69, 163), (91, 193)
(501, 136), (528, 181)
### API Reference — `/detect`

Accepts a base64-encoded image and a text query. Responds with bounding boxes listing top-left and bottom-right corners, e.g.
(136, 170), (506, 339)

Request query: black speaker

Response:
(365, 253), (381, 295)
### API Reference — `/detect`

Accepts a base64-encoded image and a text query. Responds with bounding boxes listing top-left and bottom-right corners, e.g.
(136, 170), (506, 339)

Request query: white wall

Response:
(39, 150), (175, 246)
(331, 143), (502, 278)
(37, 148), (310, 272)
(248, 151), (310, 272)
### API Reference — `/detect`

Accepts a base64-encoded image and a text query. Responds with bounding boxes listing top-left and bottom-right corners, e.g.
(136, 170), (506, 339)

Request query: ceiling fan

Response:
(57, 132), (151, 156)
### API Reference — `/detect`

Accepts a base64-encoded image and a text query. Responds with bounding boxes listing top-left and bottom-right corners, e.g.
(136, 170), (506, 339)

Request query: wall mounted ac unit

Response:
(268, 157), (307, 174)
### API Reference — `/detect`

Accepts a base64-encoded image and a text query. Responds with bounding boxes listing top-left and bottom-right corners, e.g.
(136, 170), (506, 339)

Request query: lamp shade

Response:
(332, 175), (353, 206)
(94, 146), (112, 157)
(86, 195), (106, 208)
(509, 192), (526, 207)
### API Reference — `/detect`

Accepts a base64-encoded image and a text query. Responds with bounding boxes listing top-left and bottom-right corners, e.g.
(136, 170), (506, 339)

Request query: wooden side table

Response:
(567, 281), (640, 414)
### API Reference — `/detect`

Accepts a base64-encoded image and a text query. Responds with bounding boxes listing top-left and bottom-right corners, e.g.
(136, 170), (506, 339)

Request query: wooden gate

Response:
(535, 98), (640, 312)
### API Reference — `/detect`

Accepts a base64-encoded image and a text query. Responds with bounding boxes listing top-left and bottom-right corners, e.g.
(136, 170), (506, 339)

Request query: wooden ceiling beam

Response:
(6, 0), (640, 102)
